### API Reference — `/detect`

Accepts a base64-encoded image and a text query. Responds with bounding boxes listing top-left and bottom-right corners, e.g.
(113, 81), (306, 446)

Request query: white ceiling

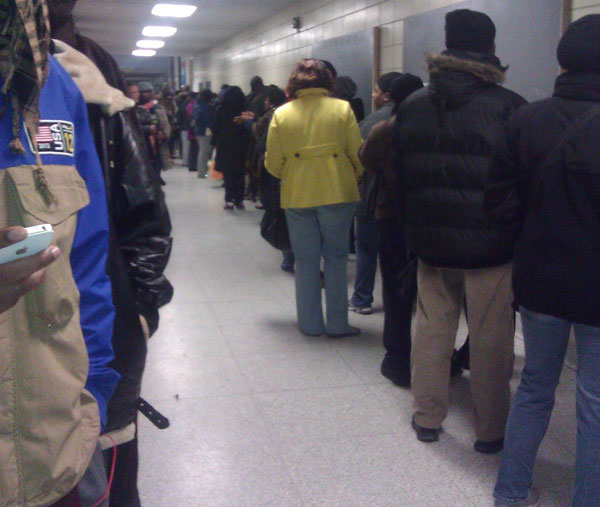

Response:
(73, 0), (299, 58)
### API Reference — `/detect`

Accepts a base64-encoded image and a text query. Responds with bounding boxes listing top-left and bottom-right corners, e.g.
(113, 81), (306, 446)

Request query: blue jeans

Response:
(285, 202), (357, 335)
(350, 214), (378, 308)
(494, 307), (600, 506)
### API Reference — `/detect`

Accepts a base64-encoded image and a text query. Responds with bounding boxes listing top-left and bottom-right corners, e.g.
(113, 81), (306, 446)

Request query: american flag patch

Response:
(25, 120), (75, 157)
(36, 125), (54, 143)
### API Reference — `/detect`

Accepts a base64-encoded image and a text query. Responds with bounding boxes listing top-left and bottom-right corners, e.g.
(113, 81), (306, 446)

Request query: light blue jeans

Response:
(285, 202), (357, 335)
(494, 307), (600, 506)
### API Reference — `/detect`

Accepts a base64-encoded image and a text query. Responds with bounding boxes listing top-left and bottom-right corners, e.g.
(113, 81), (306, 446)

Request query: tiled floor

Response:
(138, 165), (576, 506)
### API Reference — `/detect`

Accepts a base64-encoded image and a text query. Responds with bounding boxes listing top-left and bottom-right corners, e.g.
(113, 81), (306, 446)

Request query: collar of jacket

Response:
(427, 50), (506, 85)
(296, 88), (330, 98)
(52, 39), (134, 116)
(554, 71), (600, 102)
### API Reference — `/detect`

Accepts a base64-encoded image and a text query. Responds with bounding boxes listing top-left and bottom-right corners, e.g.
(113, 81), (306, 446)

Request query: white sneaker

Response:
(348, 301), (373, 315)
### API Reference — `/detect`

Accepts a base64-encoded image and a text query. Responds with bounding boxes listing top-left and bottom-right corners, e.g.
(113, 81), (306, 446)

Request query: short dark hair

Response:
(198, 89), (213, 102)
(267, 85), (287, 107)
(287, 59), (334, 99)
(250, 76), (264, 91)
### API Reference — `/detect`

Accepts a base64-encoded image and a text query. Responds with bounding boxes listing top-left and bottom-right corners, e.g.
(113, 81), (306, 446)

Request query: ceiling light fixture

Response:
(142, 26), (177, 37)
(132, 49), (156, 57)
(137, 39), (165, 49)
(152, 4), (197, 18)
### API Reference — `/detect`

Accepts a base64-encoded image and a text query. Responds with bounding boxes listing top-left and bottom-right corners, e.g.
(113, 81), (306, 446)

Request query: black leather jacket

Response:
(51, 33), (173, 432)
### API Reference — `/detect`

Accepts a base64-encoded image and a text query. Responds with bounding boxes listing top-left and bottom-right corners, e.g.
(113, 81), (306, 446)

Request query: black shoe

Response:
(474, 438), (504, 454)
(326, 326), (360, 338)
(380, 356), (411, 387)
(411, 416), (440, 443)
(456, 338), (470, 371)
(450, 350), (463, 378)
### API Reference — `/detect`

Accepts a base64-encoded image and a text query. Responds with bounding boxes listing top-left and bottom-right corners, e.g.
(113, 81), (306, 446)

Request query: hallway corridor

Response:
(137, 165), (576, 507)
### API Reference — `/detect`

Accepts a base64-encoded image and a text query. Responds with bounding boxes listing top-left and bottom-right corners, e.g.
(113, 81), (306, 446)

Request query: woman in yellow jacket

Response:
(265, 59), (364, 337)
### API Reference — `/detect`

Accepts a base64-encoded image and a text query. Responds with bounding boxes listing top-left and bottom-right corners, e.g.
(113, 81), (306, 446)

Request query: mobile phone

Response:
(0, 224), (54, 265)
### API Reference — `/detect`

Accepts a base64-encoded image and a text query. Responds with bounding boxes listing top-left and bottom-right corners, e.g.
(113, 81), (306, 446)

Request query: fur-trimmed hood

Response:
(426, 50), (506, 109)
(53, 39), (134, 116)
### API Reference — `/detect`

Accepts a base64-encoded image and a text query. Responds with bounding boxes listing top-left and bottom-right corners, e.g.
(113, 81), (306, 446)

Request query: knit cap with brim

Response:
(557, 14), (600, 72)
(445, 9), (496, 54)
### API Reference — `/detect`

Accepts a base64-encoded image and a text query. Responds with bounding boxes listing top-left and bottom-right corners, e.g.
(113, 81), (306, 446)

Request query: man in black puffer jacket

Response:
(393, 9), (526, 451)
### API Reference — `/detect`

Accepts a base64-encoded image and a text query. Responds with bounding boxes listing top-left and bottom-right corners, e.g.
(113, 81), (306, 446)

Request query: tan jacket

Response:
(0, 165), (99, 507)
(265, 88), (363, 209)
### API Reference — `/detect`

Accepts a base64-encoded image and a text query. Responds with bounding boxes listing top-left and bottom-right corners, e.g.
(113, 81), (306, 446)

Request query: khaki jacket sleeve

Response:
(345, 104), (364, 178)
(265, 112), (285, 178)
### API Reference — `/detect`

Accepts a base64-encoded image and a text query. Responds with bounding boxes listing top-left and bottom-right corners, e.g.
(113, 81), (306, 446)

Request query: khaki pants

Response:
(412, 260), (515, 442)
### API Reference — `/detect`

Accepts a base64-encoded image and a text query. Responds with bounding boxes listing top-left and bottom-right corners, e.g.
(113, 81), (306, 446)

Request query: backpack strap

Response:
(529, 103), (600, 204)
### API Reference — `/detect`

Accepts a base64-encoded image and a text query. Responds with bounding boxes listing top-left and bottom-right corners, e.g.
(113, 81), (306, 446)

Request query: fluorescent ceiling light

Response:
(152, 4), (197, 18)
(142, 26), (177, 37)
(137, 39), (165, 49)
(132, 49), (156, 57)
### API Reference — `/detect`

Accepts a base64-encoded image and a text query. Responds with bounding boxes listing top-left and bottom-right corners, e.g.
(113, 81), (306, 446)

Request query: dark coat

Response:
(59, 34), (173, 431)
(212, 106), (250, 174)
(356, 103), (393, 217)
(393, 50), (527, 269)
(485, 71), (600, 326)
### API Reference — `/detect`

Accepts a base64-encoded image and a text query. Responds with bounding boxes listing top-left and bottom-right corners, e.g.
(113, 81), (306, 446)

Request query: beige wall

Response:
(193, 0), (598, 93)
(572, 0), (600, 19)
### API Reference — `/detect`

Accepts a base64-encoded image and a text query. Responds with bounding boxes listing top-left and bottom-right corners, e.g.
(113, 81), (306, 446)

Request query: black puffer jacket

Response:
(485, 72), (600, 326)
(393, 50), (526, 269)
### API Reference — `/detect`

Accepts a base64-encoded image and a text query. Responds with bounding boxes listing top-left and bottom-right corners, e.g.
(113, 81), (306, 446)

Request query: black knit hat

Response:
(557, 15), (600, 72)
(445, 9), (496, 53)
(377, 72), (401, 94)
(389, 74), (424, 105)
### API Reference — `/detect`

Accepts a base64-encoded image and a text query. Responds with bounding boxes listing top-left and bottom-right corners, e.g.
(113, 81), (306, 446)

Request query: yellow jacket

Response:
(265, 88), (364, 209)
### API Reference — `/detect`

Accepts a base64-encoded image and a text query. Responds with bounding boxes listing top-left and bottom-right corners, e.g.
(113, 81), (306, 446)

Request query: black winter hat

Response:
(445, 9), (496, 53)
(389, 74), (424, 105)
(557, 15), (600, 72)
(377, 71), (401, 94)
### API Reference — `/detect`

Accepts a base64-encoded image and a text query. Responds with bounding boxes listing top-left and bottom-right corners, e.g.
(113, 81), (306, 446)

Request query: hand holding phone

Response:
(0, 226), (61, 314)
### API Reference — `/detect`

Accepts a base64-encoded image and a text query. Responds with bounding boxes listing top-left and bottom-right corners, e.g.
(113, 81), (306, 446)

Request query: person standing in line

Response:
(358, 73), (424, 387)
(185, 91), (199, 171)
(335, 75), (365, 123)
(348, 71), (400, 315)
(212, 86), (251, 210)
(48, 2), (175, 500)
(176, 90), (190, 161)
(193, 89), (215, 178)
(0, 3), (119, 503)
(393, 9), (526, 450)
(253, 85), (292, 270)
(136, 82), (168, 184)
(266, 59), (363, 338)
(487, 15), (600, 507)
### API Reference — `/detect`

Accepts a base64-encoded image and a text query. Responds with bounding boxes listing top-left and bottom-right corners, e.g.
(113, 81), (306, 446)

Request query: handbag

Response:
(260, 173), (291, 251)
(260, 207), (291, 251)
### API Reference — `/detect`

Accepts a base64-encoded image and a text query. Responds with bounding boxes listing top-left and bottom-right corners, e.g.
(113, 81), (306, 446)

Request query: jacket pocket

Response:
(6, 165), (90, 328)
